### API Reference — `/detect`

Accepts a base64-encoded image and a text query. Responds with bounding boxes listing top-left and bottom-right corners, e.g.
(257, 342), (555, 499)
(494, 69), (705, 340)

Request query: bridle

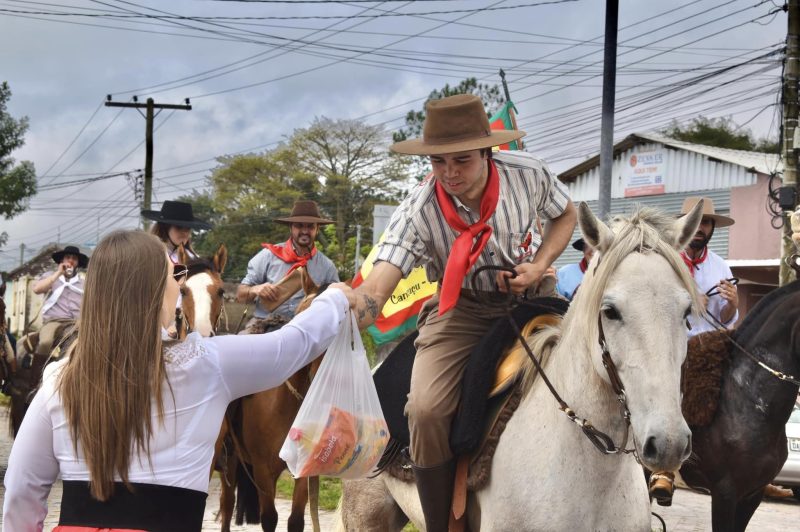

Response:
(701, 278), (800, 386)
(472, 265), (640, 461)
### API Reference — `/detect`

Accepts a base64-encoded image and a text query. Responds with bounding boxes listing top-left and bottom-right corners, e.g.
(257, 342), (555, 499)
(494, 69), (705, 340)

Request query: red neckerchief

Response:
(579, 257), (588, 273)
(262, 239), (316, 276)
(680, 247), (708, 277)
(435, 159), (500, 316)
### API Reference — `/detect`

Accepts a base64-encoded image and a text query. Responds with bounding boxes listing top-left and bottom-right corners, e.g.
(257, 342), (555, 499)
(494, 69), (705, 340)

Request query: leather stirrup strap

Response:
(450, 455), (470, 531)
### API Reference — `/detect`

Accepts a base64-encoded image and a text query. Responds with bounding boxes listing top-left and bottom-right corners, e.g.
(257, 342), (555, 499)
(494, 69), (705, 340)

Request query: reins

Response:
(471, 265), (640, 461)
(701, 278), (800, 386)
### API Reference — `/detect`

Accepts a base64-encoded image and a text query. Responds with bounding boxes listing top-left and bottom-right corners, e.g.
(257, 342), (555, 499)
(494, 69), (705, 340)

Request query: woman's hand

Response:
(330, 282), (357, 309)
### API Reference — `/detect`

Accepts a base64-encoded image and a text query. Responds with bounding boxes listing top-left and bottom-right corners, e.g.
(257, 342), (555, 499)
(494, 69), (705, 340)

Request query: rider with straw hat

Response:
(351, 94), (576, 531)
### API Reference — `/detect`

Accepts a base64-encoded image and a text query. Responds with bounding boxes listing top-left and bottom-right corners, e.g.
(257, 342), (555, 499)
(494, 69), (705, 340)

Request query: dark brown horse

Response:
(214, 268), (325, 532)
(679, 280), (800, 531)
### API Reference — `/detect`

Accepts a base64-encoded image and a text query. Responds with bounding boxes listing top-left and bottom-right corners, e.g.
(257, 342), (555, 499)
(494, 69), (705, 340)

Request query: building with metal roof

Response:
(555, 132), (783, 317)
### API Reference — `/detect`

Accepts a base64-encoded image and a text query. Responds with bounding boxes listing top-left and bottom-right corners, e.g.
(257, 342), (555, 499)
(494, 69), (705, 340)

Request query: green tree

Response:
(289, 117), (408, 277)
(662, 116), (779, 153)
(0, 82), (37, 246)
(392, 77), (506, 143)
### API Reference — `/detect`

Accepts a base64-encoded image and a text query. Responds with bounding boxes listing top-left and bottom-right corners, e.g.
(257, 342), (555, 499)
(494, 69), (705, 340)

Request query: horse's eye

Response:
(217, 288), (225, 297)
(684, 307), (692, 329)
(602, 306), (622, 321)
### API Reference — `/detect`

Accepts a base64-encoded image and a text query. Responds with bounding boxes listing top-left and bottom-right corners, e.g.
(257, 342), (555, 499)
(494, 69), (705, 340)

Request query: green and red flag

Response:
(489, 101), (523, 151)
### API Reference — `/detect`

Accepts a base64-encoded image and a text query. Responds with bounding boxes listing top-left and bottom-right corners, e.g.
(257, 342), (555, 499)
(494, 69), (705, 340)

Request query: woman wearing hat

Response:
(350, 94), (577, 531)
(3, 230), (357, 531)
(30, 245), (90, 359)
(236, 200), (340, 324)
(141, 200), (212, 264)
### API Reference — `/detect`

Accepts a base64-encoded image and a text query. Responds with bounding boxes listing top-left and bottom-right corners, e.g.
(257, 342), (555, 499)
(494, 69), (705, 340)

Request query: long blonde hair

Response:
(59, 230), (170, 500)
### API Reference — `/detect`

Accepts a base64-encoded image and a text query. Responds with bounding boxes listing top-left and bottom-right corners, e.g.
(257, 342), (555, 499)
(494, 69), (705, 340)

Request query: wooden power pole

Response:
(780, 0), (800, 286)
(598, 0), (619, 221)
(104, 96), (192, 229)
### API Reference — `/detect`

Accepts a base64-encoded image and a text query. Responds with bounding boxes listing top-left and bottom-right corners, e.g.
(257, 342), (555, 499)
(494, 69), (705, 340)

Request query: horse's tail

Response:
(234, 462), (260, 525)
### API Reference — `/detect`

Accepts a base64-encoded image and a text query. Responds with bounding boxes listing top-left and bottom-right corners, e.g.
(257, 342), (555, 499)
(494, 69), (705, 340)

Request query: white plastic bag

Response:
(279, 310), (389, 479)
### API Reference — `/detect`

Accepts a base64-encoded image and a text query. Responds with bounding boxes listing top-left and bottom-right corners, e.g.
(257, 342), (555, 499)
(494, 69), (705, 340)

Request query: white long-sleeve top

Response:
(687, 249), (739, 336)
(2, 288), (349, 532)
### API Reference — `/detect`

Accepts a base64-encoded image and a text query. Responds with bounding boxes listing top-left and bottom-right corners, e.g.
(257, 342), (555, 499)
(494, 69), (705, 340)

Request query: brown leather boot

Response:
(413, 459), (456, 532)
(649, 471), (675, 507)
(764, 483), (793, 498)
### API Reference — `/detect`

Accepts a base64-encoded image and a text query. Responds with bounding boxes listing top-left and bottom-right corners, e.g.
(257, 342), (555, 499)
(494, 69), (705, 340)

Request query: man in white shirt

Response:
(650, 196), (738, 505)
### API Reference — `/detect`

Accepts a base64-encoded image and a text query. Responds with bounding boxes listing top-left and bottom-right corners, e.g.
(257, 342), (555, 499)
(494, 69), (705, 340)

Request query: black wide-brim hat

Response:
(52, 246), (89, 268)
(275, 200), (335, 225)
(572, 238), (586, 251)
(141, 200), (212, 230)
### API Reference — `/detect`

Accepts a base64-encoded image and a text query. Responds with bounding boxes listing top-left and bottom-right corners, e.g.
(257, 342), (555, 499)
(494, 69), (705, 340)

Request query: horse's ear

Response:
(672, 199), (704, 251)
(177, 244), (190, 266)
(300, 267), (318, 295)
(214, 244), (228, 274)
(578, 202), (614, 254)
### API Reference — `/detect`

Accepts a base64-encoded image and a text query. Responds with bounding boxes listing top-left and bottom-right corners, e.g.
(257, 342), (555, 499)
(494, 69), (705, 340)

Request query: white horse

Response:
(337, 201), (706, 531)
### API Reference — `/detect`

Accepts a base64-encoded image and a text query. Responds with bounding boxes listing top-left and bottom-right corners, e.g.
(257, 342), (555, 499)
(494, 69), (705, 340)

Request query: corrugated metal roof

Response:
(553, 189), (731, 268)
(558, 133), (782, 188)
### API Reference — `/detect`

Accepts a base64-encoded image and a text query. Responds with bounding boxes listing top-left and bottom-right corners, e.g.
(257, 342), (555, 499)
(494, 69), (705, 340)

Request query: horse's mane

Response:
(733, 279), (800, 344)
(521, 206), (702, 395)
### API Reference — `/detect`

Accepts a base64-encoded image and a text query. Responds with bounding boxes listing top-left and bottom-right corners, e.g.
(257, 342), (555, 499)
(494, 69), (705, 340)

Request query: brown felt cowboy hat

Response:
(678, 197), (734, 228)
(390, 94), (526, 156)
(274, 200), (335, 225)
(141, 200), (212, 230)
(52, 246), (89, 268)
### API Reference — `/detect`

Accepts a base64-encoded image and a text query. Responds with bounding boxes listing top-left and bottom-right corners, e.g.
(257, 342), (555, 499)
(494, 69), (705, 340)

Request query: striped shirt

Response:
(375, 151), (571, 292)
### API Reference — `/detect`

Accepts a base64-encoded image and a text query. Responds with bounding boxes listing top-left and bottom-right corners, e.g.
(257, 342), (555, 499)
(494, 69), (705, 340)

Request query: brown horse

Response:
(0, 294), (16, 397)
(175, 244), (228, 338)
(214, 268), (325, 532)
(678, 280), (800, 531)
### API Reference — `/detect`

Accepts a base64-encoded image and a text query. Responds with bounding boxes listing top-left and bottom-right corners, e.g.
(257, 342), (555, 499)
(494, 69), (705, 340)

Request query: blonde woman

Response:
(3, 230), (355, 532)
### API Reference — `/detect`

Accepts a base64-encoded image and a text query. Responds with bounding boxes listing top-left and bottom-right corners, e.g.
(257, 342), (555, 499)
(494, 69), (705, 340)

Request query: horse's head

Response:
(179, 244), (228, 338)
(572, 200), (704, 472)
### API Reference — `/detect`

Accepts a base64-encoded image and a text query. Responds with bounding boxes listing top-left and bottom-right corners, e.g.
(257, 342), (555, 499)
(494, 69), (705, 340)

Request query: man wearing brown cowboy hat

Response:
(236, 200), (339, 321)
(649, 196), (740, 506)
(30, 245), (89, 358)
(352, 94), (576, 531)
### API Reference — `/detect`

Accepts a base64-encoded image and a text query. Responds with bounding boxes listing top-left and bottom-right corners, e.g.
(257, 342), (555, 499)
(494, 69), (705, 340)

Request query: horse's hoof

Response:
(764, 484), (793, 498)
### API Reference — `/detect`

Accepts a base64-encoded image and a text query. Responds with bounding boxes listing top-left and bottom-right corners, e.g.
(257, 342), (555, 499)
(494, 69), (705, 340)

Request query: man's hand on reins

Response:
(251, 283), (280, 302)
(496, 262), (549, 295)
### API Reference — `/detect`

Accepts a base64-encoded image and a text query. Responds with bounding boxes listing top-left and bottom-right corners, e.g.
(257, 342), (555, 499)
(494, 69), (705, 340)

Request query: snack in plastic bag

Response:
(280, 311), (389, 479)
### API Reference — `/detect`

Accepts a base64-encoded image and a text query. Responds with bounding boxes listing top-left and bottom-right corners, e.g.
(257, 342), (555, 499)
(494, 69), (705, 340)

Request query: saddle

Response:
(681, 329), (732, 427)
(373, 297), (569, 491)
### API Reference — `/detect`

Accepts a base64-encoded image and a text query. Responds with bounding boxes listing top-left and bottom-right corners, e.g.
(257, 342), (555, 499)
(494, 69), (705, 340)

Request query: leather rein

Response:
(472, 265), (639, 461)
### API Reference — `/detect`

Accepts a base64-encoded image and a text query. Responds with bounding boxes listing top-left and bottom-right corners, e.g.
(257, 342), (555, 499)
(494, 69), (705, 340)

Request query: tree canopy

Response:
(0, 82), (37, 226)
(662, 116), (779, 153)
(183, 117), (407, 281)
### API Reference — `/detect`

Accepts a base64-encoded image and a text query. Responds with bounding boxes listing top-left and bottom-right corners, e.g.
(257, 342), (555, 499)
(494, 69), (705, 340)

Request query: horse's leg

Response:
(733, 489), (764, 532)
(710, 482), (738, 532)
(287, 475), (309, 532)
(337, 477), (410, 532)
(251, 461), (280, 532)
(218, 453), (238, 532)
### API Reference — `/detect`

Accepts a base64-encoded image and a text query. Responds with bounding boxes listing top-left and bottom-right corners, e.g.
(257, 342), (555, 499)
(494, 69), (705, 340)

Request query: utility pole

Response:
(780, 0), (800, 286)
(19, 243), (25, 268)
(105, 96), (192, 229)
(354, 224), (362, 275)
(598, 0), (619, 220)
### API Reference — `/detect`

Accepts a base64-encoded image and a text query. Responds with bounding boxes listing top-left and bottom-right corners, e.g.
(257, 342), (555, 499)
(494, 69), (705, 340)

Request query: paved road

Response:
(0, 409), (796, 530)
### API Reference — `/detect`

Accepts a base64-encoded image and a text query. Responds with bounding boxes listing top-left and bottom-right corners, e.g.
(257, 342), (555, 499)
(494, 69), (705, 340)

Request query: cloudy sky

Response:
(0, 0), (786, 270)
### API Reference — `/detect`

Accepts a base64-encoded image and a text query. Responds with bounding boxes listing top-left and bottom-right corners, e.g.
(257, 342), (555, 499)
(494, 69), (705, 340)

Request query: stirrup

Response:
(649, 473), (674, 507)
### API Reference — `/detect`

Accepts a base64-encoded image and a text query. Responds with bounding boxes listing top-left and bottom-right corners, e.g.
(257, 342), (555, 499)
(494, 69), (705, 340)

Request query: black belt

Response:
(59, 481), (207, 532)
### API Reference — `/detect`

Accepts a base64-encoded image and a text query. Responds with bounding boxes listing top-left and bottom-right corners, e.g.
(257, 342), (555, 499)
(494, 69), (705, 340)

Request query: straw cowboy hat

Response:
(52, 246), (89, 268)
(141, 200), (212, 230)
(390, 94), (527, 155)
(274, 200), (335, 225)
(679, 197), (735, 228)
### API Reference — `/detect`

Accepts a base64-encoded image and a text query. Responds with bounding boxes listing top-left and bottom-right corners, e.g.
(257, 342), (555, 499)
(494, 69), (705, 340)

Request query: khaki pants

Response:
(35, 319), (73, 357)
(406, 292), (509, 466)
